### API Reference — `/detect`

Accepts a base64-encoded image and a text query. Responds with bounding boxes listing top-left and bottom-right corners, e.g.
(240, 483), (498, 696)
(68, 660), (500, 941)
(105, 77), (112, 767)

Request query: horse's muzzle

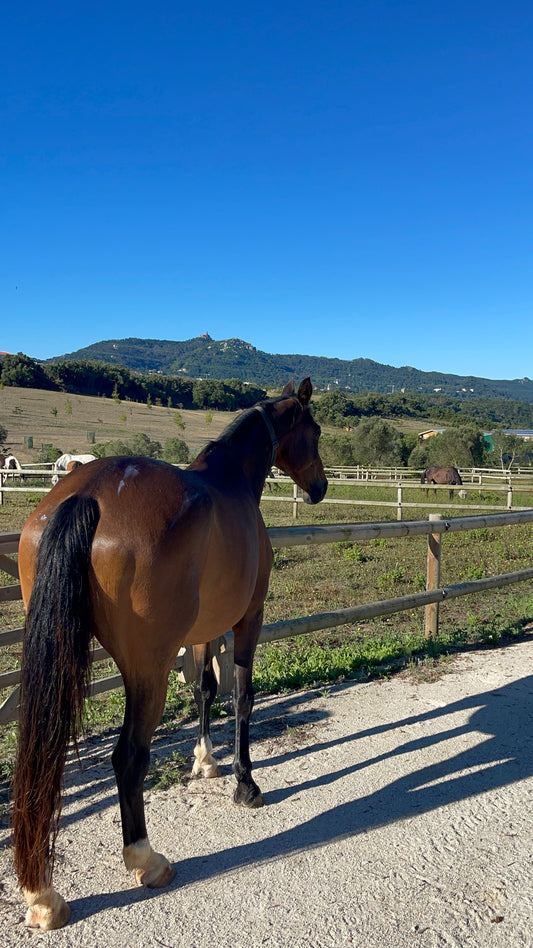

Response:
(302, 478), (328, 505)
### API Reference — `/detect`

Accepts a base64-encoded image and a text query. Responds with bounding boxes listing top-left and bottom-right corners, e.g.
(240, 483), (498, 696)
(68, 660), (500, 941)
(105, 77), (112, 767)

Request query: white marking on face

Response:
(40, 514), (48, 521)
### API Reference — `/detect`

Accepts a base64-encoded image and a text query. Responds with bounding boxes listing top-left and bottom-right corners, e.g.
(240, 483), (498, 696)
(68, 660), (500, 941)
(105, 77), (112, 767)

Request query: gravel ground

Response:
(1, 639), (532, 947)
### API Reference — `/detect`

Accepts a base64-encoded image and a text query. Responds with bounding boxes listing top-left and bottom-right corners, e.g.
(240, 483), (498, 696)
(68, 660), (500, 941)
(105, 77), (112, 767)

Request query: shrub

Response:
(163, 438), (190, 464)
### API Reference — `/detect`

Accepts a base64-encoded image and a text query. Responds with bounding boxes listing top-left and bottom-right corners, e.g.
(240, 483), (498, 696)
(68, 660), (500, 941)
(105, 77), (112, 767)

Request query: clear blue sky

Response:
(2, 1), (532, 381)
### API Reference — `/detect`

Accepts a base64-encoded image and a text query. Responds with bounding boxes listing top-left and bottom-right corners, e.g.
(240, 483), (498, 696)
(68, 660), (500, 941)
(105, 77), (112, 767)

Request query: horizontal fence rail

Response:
(2, 508), (533, 724)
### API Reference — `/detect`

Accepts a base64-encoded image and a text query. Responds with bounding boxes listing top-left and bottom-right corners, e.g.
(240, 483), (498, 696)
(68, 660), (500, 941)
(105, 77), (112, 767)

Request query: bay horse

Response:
(421, 465), (463, 499)
(12, 379), (327, 930)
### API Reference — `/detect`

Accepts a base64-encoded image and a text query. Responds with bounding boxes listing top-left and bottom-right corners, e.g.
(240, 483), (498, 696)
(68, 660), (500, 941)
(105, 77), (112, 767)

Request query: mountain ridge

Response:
(46, 335), (533, 403)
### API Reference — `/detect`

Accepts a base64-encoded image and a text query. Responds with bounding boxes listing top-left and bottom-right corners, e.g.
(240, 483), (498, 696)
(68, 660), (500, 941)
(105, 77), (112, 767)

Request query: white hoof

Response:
(24, 887), (71, 930)
(123, 838), (175, 888)
(192, 737), (220, 779)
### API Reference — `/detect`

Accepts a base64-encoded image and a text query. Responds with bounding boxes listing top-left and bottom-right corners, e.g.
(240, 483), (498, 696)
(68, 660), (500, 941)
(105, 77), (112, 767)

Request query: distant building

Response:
(418, 428), (446, 440)
(484, 429), (533, 450)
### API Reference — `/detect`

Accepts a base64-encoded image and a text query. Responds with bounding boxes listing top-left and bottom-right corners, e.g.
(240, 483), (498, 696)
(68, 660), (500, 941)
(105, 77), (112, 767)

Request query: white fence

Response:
(2, 508), (533, 724)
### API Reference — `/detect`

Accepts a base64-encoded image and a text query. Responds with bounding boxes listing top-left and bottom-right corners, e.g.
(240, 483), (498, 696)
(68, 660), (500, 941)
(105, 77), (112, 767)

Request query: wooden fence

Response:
(263, 479), (533, 520)
(2, 508), (533, 724)
(3, 463), (533, 529)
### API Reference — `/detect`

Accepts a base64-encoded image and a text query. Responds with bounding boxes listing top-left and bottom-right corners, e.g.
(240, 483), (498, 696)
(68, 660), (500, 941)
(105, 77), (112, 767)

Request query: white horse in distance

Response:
(51, 453), (97, 485)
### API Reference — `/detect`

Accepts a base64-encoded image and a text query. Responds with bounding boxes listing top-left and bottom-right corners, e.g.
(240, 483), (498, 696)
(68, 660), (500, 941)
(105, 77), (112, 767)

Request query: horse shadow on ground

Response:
(0, 687), (331, 847)
(2, 667), (533, 925)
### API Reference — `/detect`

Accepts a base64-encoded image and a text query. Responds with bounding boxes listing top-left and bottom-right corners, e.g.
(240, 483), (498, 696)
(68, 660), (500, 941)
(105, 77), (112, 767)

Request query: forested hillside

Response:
(47, 335), (533, 403)
(2, 351), (533, 432)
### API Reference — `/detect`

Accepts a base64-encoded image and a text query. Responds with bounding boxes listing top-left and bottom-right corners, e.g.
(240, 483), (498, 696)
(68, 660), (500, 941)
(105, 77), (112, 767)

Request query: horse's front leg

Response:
(191, 642), (220, 778)
(232, 609), (264, 808)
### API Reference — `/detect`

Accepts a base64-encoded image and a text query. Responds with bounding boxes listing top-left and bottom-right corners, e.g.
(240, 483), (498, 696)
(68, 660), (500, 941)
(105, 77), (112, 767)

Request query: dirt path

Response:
(1, 640), (532, 947)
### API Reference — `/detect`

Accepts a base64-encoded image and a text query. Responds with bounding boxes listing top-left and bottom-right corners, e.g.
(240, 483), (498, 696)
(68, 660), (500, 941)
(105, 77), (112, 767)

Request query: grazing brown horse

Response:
(12, 379), (327, 930)
(421, 465), (463, 499)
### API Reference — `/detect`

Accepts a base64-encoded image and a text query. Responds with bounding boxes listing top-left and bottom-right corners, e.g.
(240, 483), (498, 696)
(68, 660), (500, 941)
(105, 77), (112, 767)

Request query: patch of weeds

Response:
(465, 565), (486, 581)
(465, 610), (485, 636)
(377, 566), (405, 590)
(333, 542), (369, 563)
(0, 758), (14, 822)
(147, 750), (188, 791)
(0, 757), (14, 783)
(371, 537), (388, 549)
(404, 654), (454, 684)
(161, 677), (195, 725)
(272, 548), (291, 569)
(211, 697), (230, 719)
(84, 689), (125, 732)
(413, 571), (426, 591)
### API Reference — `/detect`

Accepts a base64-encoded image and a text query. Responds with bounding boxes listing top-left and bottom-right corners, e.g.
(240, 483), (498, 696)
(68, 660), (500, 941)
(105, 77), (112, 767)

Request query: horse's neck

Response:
(194, 406), (283, 502)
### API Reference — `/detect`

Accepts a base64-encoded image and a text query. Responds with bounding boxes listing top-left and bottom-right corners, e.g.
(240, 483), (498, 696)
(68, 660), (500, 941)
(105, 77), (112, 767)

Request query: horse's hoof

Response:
(234, 784), (265, 808)
(24, 889), (71, 930)
(192, 760), (220, 779)
(192, 738), (219, 779)
(135, 853), (176, 889)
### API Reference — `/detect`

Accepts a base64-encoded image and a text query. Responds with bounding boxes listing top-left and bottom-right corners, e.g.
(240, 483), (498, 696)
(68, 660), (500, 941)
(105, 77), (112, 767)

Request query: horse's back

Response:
(20, 455), (269, 657)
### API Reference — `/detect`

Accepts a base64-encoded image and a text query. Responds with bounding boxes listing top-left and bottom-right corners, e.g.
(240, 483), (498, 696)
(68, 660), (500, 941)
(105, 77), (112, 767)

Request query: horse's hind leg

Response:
(232, 611), (264, 809)
(112, 674), (176, 889)
(191, 642), (220, 778)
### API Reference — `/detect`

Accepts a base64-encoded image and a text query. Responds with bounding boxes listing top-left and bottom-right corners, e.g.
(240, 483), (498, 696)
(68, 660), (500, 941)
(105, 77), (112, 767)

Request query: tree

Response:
(0, 352), (53, 389)
(351, 417), (404, 467)
(409, 426), (485, 469)
(313, 391), (358, 426)
(317, 433), (355, 467)
(92, 433), (162, 459)
(38, 444), (62, 463)
(488, 429), (524, 470)
(163, 438), (190, 464)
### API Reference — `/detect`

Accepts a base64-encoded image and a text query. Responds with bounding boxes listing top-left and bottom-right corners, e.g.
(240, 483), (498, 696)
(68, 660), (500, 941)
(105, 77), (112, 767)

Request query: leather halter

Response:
(254, 405), (279, 468)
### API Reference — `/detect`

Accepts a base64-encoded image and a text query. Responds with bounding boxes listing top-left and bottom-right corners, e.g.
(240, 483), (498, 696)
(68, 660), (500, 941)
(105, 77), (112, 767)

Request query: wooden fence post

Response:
(425, 513), (443, 638)
(507, 486), (513, 510)
(293, 483), (299, 521)
(212, 632), (234, 694)
(397, 485), (402, 521)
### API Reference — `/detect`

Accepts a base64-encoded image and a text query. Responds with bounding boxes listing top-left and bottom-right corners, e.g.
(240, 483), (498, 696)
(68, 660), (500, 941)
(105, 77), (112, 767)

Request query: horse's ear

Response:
(281, 381), (295, 397)
(297, 377), (313, 406)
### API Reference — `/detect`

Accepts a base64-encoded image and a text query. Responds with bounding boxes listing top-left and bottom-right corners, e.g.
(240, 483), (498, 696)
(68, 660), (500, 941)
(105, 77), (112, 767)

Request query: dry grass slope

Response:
(0, 386), (235, 463)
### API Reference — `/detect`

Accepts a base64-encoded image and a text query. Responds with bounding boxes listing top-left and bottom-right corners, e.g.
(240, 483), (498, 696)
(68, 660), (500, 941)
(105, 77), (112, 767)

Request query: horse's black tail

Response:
(13, 495), (100, 894)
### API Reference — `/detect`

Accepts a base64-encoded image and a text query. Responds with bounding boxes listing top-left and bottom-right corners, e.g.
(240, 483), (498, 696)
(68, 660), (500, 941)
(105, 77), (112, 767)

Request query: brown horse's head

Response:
(275, 378), (328, 505)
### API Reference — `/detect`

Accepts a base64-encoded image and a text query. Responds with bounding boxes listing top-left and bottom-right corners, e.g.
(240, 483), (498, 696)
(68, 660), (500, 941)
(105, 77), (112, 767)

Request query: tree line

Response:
(313, 391), (533, 470)
(0, 352), (266, 411)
